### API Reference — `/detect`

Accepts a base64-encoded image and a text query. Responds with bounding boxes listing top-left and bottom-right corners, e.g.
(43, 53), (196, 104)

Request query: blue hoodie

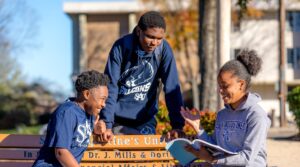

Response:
(100, 33), (184, 130)
(198, 92), (271, 167)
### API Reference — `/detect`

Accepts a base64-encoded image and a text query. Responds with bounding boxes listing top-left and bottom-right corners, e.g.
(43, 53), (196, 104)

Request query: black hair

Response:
(75, 70), (109, 93)
(218, 49), (262, 90)
(137, 11), (166, 31)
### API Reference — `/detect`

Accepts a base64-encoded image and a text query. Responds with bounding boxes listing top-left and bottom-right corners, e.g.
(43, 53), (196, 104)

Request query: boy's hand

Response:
(102, 129), (114, 142)
(94, 129), (114, 143)
(94, 120), (106, 135)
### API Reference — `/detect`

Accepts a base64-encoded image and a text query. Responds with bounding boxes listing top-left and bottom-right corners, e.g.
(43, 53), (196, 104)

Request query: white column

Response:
(129, 13), (137, 33)
(217, 0), (231, 110)
(218, 0), (231, 66)
(79, 14), (87, 72)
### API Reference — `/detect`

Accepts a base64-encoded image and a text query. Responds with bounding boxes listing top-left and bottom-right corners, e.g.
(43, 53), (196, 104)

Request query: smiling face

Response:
(137, 27), (165, 53)
(217, 71), (246, 109)
(84, 86), (108, 116)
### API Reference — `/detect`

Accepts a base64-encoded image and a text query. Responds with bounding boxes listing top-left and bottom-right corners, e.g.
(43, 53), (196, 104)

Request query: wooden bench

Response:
(0, 134), (205, 167)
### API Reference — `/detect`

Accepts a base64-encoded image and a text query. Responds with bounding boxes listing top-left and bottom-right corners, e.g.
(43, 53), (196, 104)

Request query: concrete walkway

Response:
(267, 126), (300, 167)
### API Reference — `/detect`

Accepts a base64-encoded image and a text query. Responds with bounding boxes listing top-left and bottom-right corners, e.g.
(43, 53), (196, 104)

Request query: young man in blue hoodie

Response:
(99, 11), (184, 140)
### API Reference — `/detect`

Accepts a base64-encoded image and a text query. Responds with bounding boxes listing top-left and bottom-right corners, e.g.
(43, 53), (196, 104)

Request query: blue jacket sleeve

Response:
(160, 40), (185, 130)
(100, 42), (122, 129)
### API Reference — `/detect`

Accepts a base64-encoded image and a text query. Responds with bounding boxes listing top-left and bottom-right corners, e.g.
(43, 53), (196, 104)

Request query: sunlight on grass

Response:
(0, 124), (43, 134)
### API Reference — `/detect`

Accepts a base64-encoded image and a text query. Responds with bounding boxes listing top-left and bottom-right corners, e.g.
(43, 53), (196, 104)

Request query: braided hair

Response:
(219, 49), (262, 90)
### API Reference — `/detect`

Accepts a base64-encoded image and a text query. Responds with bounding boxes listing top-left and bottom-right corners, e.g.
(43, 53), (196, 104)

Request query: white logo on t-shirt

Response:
(76, 120), (92, 147)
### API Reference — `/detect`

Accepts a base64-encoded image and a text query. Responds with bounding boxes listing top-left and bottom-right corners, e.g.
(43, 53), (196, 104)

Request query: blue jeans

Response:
(112, 117), (157, 135)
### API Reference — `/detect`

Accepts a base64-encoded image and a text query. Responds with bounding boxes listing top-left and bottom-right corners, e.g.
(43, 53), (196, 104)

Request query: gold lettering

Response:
(144, 137), (164, 145)
(134, 138), (139, 145)
(109, 137), (131, 145)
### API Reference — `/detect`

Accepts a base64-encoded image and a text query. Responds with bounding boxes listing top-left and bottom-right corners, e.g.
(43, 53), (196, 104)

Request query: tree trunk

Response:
(199, 0), (218, 111)
(183, 34), (199, 109)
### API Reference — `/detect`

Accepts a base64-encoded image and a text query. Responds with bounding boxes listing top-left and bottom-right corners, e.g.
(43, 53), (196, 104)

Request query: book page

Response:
(192, 139), (238, 156)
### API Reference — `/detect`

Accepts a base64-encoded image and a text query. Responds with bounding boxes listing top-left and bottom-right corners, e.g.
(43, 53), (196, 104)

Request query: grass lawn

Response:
(0, 124), (43, 134)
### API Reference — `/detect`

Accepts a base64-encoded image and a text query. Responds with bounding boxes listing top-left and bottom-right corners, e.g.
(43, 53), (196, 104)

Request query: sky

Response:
(20, 0), (73, 96)
(18, 0), (132, 97)
(19, 0), (132, 97)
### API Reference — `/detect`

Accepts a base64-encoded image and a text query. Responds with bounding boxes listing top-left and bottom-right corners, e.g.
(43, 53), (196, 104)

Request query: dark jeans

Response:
(112, 117), (157, 135)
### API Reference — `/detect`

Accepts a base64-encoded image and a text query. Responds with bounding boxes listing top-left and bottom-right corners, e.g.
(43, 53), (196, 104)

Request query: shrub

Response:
(199, 109), (216, 135)
(155, 101), (172, 134)
(155, 101), (216, 135)
(287, 86), (300, 135)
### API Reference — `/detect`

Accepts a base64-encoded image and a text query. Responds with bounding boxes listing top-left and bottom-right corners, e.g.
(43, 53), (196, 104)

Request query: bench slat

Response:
(80, 162), (181, 167)
(0, 148), (39, 160)
(0, 161), (206, 167)
(0, 149), (173, 161)
(0, 134), (167, 149)
(90, 135), (167, 149)
(82, 150), (173, 161)
(0, 161), (33, 167)
(0, 134), (43, 148)
(0, 134), (204, 167)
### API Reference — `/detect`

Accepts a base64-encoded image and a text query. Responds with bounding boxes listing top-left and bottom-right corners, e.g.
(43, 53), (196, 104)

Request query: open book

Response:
(165, 138), (237, 166)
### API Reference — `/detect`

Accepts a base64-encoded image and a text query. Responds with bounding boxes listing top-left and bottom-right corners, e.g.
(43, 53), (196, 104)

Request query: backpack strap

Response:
(155, 41), (164, 99)
(154, 40), (164, 67)
(120, 35), (135, 73)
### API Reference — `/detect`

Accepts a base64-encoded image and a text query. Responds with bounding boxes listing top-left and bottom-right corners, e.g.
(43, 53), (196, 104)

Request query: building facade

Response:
(64, 0), (299, 126)
(231, 0), (300, 126)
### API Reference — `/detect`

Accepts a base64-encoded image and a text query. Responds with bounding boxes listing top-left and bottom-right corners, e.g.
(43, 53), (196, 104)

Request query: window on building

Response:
(288, 85), (298, 92)
(286, 11), (300, 32)
(287, 48), (300, 69)
(233, 49), (241, 59)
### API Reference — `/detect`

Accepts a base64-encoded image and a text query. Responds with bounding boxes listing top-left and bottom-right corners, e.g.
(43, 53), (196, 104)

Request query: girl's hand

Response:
(184, 144), (215, 164)
(180, 107), (201, 133)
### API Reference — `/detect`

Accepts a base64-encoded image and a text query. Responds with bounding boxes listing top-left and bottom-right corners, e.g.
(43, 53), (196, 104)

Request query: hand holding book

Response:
(166, 138), (237, 166)
(185, 143), (215, 163)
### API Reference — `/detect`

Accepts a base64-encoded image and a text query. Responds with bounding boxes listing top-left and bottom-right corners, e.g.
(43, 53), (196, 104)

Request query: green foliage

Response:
(0, 83), (36, 129)
(183, 109), (216, 135)
(155, 102), (216, 135)
(235, 0), (251, 19)
(0, 81), (57, 130)
(0, 1), (56, 131)
(199, 109), (216, 135)
(155, 101), (172, 135)
(287, 86), (300, 134)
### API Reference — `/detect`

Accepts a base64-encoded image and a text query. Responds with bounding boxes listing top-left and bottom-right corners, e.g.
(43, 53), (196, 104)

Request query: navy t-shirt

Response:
(32, 99), (94, 167)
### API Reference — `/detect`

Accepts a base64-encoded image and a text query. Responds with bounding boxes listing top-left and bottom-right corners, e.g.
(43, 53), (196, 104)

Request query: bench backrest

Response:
(0, 134), (203, 167)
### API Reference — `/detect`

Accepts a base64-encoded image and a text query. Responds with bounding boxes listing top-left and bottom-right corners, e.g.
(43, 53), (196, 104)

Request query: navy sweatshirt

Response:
(100, 33), (184, 130)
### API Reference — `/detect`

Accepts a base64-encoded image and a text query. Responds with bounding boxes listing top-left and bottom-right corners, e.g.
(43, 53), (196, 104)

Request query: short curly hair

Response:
(75, 70), (109, 93)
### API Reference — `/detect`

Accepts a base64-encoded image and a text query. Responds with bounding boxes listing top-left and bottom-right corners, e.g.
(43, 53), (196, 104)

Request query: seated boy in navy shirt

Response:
(32, 70), (109, 167)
